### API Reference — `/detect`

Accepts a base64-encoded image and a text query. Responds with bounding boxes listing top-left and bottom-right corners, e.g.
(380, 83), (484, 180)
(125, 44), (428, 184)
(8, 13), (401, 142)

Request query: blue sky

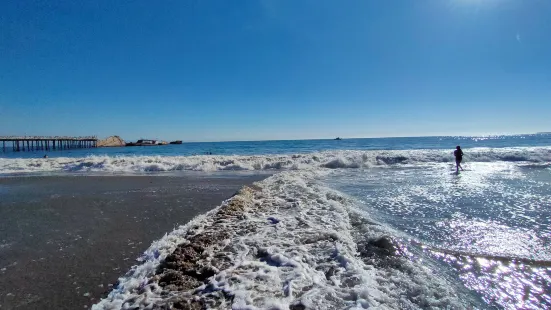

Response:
(1, 0), (550, 141)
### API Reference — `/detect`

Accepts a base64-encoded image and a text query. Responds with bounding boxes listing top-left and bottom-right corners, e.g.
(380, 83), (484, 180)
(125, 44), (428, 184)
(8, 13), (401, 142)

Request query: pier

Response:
(0, 136), (98, 152)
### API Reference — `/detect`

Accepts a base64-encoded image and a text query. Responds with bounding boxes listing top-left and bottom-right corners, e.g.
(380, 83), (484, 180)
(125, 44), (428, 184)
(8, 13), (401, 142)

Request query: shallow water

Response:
(0, 174), (268, 310)
(323, 162), (551, 309)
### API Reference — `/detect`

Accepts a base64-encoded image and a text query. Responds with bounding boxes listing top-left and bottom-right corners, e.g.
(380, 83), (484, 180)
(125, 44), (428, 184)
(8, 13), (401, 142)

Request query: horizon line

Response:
(121, 132), (548, 144)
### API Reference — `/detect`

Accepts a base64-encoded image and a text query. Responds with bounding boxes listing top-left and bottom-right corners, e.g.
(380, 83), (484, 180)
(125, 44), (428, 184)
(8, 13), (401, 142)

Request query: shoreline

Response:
(0, 174), (270, 310)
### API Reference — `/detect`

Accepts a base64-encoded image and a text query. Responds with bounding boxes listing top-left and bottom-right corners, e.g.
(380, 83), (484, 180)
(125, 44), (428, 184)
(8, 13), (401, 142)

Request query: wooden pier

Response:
(0, 136), (98, 152)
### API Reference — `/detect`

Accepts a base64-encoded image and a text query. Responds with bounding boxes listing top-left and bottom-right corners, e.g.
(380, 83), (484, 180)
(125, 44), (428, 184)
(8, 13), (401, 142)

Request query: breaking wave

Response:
(1, 147), (550, 174)
(93, 171), (480, 309)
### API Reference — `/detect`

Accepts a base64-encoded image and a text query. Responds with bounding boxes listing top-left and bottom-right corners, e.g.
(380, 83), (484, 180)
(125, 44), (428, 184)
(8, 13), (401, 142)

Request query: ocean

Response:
(1, 134), (550, 309)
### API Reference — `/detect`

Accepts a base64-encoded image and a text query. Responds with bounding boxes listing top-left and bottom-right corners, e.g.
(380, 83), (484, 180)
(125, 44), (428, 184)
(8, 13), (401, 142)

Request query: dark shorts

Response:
(455, 157), (462, 164)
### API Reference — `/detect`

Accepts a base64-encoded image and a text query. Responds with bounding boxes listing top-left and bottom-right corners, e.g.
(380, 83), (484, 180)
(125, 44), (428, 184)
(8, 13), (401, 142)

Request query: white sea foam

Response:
(1, 147), (550, 174)
(93, 170), (478, 309)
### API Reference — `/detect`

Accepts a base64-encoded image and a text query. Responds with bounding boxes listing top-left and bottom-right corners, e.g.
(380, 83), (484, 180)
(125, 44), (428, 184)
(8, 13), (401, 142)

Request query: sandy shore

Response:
(0, 173), (269, 310)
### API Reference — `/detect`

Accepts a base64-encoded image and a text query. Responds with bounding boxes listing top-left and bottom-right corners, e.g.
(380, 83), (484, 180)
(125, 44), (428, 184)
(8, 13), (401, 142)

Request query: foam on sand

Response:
(1, 147), (550, 174)
(94, 171), (479, 309)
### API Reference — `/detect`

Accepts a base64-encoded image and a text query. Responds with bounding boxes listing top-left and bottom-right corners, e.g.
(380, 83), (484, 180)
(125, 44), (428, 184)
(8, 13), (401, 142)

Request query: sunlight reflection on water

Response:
(431, 251), (551, 309)
(324, 161), (551, 309)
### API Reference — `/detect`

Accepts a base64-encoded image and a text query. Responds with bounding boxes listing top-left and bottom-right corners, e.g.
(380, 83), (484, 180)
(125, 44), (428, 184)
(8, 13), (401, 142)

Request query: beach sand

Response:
(0, 173), (269, 310)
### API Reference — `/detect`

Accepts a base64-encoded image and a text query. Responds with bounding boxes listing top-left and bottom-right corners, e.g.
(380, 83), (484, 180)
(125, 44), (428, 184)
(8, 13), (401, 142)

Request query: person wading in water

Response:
(454, 145), (464, 172)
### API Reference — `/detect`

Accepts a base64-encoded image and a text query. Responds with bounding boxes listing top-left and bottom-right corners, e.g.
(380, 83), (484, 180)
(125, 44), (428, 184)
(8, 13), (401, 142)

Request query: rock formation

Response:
(97, 136), (125, 147)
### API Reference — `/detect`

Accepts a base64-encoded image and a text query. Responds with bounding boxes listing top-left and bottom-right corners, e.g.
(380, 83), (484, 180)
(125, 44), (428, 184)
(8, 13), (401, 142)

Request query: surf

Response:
(93, 170), (481, 309)
(1, 146), (550, 175)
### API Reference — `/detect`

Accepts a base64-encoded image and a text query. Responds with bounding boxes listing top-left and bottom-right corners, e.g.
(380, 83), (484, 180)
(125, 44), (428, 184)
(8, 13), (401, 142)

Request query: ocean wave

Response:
(1, 147), (550, 174)
(93, 171), (476, 309)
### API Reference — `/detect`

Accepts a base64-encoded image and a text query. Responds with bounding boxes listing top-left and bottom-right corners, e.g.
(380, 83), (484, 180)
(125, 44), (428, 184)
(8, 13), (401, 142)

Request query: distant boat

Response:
(169, 140), (183, 144)
(334, 137), (342, 140)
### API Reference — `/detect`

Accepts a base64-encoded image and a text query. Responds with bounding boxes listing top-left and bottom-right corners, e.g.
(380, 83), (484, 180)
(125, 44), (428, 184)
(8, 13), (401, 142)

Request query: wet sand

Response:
(0, 173), (269, 310)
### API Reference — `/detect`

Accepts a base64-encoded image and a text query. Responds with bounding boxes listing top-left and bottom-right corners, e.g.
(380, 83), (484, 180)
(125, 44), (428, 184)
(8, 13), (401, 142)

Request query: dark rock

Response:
(290, 303), (306, 310)
(371, 236), (398, 253)
(358, 236), (399, 258)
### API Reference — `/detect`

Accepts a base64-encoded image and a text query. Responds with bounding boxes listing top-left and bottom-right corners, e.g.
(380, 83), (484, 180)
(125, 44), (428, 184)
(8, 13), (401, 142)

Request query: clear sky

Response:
(1, 0), (550, 141)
